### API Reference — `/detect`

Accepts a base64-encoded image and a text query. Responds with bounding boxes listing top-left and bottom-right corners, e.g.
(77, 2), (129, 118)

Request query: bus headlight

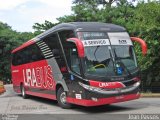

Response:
(133, 81), (141, 87)
(79, 82), (102, 92)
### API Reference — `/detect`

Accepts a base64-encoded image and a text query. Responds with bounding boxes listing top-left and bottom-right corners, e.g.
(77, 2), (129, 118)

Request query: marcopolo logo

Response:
(119, 39), (127, 44)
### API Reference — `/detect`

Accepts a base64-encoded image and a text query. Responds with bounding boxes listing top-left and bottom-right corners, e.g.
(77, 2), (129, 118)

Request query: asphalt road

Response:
(0, 84), (160, 120)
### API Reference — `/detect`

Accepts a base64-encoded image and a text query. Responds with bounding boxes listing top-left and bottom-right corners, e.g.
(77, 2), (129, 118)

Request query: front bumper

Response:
(67, 93), (140, 106)
(79, 81), (140, 95)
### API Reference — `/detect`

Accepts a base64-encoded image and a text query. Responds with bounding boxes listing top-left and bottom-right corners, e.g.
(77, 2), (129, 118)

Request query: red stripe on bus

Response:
(26, 91), (56, 100)
(67, 93), (140, 106)
(12, 40), (35, 53)
(89, 80), (125, 89)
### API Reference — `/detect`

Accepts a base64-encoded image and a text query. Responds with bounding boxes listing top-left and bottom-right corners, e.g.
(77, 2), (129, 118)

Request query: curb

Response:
(141, 93), (160, 98)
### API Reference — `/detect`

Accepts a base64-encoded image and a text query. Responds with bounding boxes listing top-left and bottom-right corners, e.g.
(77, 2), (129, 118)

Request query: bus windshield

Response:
(84, 45), (114, 76)
(84, 45), (137, 76)
(78, 32), (137, 77)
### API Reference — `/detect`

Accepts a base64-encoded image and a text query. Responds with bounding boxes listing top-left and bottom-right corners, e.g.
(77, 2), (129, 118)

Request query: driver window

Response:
(70, 48), (80, 74)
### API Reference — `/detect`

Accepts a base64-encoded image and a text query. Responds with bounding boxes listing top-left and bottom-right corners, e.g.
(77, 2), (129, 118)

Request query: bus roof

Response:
(36, 22), (126, 39)
(12, 22), (126, 53)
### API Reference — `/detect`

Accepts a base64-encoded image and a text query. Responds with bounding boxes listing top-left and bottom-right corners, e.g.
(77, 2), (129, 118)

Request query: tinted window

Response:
(12, 44), (44, 66)
(43, 34), (61, 58)
(28, 44), (44, 62)
(58, 30), (81, 74)
(43, 34), (67, 72)
(12, 52), (23, 66)
(58, 30), (75, 48)
(70, 48), (80, 74)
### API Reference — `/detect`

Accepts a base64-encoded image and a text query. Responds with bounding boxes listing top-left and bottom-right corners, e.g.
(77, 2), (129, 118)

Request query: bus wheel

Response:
(21, 84), (28, 99)
(57, 87), (72, 109)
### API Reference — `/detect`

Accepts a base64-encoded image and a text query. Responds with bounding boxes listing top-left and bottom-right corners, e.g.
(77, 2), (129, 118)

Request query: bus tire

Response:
(21, 84), (28, 99)
(57, 87), (72, 109)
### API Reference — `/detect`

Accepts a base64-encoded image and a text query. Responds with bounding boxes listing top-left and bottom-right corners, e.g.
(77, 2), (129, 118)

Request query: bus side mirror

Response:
(66, 38), (85, 58)
(130, 37), (147, 56)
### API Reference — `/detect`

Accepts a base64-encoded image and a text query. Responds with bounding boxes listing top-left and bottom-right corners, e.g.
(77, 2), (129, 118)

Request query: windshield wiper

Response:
(93, 46), (100, 62)
(108, 48), (117, 75)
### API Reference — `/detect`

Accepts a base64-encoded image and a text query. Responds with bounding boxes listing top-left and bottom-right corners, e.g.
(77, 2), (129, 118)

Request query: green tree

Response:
(58, 0), (100, 22)
(33, 20), (58, 33)
(0, 22), (34, 82)
(130, 1), (160, 91)
(132, 1), (160, 70)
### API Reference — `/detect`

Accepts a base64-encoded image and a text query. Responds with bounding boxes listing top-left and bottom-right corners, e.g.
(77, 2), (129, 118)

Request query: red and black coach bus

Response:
(11, 22), (147, 108)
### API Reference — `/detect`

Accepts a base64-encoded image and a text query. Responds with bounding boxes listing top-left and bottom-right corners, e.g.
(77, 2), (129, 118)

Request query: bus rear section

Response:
(11, 22), (147, 108)
(11, 40), (57, 100)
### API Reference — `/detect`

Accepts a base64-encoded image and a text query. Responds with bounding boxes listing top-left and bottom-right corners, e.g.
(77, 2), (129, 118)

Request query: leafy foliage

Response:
(32, 20), (58, 33)
(0, 22), (34, 82)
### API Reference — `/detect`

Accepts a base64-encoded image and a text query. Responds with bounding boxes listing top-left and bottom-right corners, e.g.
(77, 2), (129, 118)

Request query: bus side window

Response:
(58, 30), (75, 48)
(43, 34), (61, 58)
(58, 30), (81, 74)
(43, 34), (67, 72)
(12, 51), (23, 65)
(70, 48), (80, 74)
(12, 50), (25, 66)
(27, 44), (44, 63)
(12, 53), (18, 66)
(52, 49), (60, 58)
